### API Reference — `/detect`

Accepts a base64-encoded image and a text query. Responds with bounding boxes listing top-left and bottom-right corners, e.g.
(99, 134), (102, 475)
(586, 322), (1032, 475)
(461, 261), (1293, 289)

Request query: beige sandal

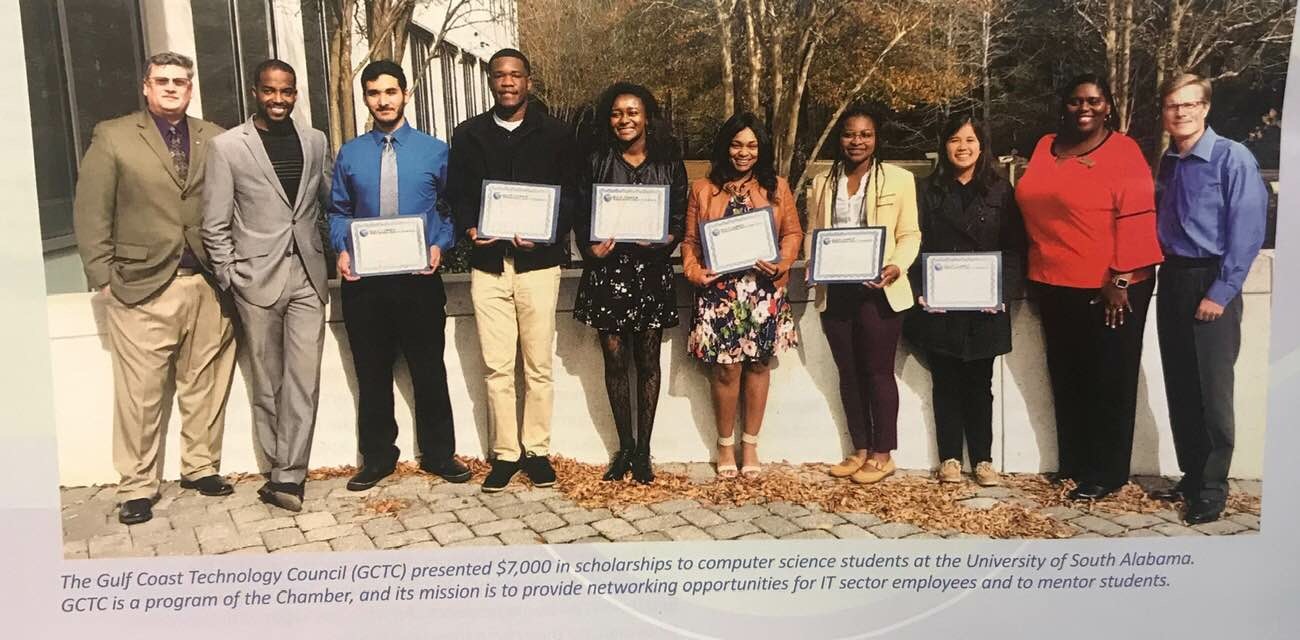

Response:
(740, 433), (762, 478)
(716, 434), (738, 479)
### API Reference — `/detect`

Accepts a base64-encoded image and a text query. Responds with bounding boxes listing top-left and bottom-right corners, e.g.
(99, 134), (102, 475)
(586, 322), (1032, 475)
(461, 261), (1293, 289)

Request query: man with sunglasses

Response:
(1150, 73), (1268, 524)
(73, 52), (236, 526)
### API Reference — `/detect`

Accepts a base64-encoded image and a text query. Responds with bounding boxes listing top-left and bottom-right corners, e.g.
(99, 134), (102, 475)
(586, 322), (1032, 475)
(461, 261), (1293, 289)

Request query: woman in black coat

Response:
(904, 114), (1025, 486)
(573, 82), (688, 484)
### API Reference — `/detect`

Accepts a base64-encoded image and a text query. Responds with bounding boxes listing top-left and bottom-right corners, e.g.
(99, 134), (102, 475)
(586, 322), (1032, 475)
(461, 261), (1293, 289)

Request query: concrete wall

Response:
(47, 253), (1273, 487)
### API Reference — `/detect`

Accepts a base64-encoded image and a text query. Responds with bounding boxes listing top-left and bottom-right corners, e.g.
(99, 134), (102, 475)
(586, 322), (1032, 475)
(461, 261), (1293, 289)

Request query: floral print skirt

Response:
(687, 270), (798, 364)
(574, 252), (679, 332)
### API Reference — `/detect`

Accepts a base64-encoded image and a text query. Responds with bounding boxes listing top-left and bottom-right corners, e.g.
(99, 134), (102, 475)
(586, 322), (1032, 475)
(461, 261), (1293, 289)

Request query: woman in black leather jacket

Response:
(573, 82), (688, 484)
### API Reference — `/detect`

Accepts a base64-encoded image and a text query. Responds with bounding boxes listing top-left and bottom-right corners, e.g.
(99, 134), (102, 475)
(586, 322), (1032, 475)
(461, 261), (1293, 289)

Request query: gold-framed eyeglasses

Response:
(148, 77), (192, 88)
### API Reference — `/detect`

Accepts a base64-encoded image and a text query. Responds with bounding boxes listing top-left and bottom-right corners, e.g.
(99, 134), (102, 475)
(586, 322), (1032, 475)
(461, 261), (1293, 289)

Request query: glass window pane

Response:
(193, 1), (243, 128)
(236, 0), (273, 84)
(19, 0), (79, 242)
(301, 0), (331, 132)
(64, 0), (144, 151)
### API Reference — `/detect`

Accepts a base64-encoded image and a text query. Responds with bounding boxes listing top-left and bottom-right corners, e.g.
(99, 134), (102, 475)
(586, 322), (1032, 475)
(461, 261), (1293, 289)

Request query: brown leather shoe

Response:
(850, 458), (896, 484)
(830, 456), (866, 478)
(974, 461), (1000, 487)
(937, 459), (962, 483)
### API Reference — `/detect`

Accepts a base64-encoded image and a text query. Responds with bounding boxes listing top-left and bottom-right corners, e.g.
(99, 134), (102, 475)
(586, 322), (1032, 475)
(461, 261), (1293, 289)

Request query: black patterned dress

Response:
(573, 151), (688, 332)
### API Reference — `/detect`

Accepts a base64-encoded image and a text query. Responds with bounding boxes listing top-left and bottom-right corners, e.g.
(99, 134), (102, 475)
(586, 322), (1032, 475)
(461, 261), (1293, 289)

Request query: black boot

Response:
(630, 445), (654, 485)
(603, 447), (634, 481)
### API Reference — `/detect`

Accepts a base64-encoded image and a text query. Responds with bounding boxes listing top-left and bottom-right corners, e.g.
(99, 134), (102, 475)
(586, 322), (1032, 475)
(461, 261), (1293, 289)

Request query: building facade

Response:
(20, 0), (517, 294)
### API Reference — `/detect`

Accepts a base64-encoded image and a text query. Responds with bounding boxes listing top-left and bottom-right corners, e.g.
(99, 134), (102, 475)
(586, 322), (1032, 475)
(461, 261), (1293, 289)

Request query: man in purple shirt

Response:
(1150, 73), (1268, 524)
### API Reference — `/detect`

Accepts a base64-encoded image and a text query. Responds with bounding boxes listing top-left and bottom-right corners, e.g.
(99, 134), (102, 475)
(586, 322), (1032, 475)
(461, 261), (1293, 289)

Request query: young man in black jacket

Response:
(447, 48), (579, 492)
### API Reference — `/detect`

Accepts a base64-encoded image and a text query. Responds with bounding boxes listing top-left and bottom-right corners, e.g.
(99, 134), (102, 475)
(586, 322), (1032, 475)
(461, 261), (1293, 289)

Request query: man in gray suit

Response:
(201, 59), (332, 512)
(74, 52), (237, 526)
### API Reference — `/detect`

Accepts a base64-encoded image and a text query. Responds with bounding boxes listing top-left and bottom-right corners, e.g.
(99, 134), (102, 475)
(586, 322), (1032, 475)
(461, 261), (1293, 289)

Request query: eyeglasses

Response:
(1065, 97), (1107, 108)
(148, 77), (192, 88)
(1163, 101), (1206, 114)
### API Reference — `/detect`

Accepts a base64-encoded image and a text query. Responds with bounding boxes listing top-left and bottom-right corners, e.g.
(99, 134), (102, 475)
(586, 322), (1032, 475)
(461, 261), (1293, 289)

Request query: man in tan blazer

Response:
(202, 59), (331, 512)
(73, 52), (237, 526)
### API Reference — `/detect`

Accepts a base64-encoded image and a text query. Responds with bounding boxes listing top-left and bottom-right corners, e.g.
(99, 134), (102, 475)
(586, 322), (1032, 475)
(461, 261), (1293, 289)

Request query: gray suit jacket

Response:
(201, 116), (333, 307)
(73, 111), (222, 304)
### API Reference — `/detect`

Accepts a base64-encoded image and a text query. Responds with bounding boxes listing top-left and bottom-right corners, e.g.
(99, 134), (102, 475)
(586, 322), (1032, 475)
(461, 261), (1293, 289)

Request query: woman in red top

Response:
(1015, 73), (1163, 500)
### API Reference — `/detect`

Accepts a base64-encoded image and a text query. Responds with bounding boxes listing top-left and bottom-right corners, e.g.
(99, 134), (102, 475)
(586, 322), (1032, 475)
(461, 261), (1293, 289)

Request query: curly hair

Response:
(590, 82), (680, 161)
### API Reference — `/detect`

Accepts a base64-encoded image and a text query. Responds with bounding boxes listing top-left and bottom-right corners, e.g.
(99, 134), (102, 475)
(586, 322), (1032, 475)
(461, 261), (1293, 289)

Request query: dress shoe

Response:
(420, 457), (472, 483)
(830, 456), (867, 478)
(179, 474), (234, 497)
(482, 459), (520, 493)
(1148, 481), (1194, 502)
(850, 458), (896, 485)
(118, 497), (154, 525)
(937, 458), (962, 483)
(346, 464), (395, 491)
(974, 461), (1001, 487)
(1184, 499), (1223, 525)
(603, 447), (634, 481)
(630, 447), (654, 485)
(258, 482), (304, 512)
(521, 452), (556, 487)
(1068, 483), (1118, 501)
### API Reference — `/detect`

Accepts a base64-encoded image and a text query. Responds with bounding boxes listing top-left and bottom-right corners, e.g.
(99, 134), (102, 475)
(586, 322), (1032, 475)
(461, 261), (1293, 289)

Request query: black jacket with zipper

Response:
(447, 104), (580, 273)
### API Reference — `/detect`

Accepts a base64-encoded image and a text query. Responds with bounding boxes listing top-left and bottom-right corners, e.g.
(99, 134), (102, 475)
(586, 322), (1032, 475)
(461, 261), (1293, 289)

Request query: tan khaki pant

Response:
(470, 260), (561, 461)
(104, 274), (237, 499)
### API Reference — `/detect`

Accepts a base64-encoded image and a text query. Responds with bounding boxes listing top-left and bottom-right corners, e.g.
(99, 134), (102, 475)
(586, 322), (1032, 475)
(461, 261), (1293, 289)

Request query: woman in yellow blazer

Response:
(682, 112), (804, 478)
(805, 107), (921, 484)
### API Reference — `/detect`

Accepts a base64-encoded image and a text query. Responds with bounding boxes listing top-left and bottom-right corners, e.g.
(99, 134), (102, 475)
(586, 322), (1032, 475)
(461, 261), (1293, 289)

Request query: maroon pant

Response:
(820, 285), (902, 452)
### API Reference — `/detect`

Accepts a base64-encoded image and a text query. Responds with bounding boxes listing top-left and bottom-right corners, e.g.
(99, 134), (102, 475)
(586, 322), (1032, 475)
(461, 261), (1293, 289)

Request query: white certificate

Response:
(923, 252), (1003, 310)
(349, 215), (428, 276)
(809, 227), (886, 284)
(591, 184), (670, 242)
(701, 207), (779, 275)
(478, 180), (561, 242)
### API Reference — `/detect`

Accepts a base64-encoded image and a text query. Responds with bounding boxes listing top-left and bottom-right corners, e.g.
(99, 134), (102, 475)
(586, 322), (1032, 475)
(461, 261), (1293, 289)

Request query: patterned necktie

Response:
(380, 134), (398, 217)
(166, 126), (188, 182)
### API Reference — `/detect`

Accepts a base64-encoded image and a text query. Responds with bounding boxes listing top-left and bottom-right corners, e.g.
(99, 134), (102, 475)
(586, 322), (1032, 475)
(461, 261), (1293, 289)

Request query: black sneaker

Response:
(630, 447), (654, 485)
(420, 457), (472, 483)
(521, 452), (556, 488)
(482, 459), (520, 493)
(346, 464), (395, 491)
(602, 447), (634, 481)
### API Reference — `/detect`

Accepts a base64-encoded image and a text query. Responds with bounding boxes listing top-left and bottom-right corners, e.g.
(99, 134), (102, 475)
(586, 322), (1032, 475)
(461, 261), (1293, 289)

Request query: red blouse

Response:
(1015, 132), (1163, 288)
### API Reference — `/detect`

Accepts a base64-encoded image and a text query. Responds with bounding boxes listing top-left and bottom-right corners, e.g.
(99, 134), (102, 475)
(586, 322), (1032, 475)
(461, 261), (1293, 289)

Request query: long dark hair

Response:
(1056, 72), (1119, 137)
(590, 81), (680, 161)
(824, 105), (886, 219)
(707, 112), (778, 202)
(931, 113), (999, 195)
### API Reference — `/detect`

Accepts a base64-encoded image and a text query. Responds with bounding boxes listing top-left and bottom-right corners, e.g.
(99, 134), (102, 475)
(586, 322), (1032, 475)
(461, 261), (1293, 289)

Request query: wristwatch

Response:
(1110, 275), (1130, 289)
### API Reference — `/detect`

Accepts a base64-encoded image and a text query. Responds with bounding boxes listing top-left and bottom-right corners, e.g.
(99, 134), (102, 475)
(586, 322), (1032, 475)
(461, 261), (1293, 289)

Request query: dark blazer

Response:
(73, 111), (223, 304)
(573, 148), (688, 260)
(903, 172), (1026, 360)
(446, 105), (580, 273)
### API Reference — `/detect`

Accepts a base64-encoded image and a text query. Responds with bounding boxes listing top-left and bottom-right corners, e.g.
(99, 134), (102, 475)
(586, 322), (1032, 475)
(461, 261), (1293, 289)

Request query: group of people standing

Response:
(73, 44), (1265, 530)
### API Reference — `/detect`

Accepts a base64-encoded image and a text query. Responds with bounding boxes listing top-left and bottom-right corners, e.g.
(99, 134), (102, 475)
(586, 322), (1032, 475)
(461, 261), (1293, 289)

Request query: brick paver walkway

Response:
(60, 466), (1261, 559)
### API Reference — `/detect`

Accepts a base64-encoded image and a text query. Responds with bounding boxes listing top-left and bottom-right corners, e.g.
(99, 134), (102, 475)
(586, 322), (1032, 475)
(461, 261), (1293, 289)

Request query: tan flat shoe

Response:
(974, 461), (1000, 487)
(851, 458), (896, 485)
(938, 458), (962, 483)
(830, 456), (867, 478)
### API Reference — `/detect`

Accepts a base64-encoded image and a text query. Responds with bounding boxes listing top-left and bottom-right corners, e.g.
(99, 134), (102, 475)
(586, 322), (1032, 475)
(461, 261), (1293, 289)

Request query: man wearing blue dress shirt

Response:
(328, 60), (470, 490)
(1150, 73), (1268, 524)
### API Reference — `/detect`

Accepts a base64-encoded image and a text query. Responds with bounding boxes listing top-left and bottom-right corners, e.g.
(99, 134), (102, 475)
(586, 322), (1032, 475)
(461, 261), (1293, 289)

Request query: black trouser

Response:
(929, 352), (994, 464)
(341, 274), (455, 468)
(1036, 278), (1154, 488)
(1157, 258), (1243, 507)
